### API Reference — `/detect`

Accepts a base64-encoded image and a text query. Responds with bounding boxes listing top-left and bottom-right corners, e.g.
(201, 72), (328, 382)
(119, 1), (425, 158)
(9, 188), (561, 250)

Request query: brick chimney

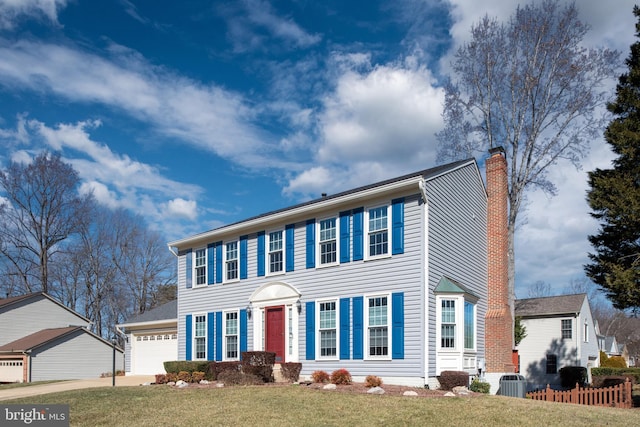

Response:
(485, 147), (515, 373)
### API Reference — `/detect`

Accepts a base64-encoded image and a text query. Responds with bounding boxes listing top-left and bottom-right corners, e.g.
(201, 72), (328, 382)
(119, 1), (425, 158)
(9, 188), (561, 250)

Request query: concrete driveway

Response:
(0, 375), (156, 401)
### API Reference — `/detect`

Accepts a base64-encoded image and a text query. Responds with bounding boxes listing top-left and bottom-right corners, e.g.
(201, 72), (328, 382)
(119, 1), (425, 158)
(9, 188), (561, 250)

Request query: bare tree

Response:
(527, 280), (552, 298)
(437, 0), (619, 314)
(0, 152), (94, 293)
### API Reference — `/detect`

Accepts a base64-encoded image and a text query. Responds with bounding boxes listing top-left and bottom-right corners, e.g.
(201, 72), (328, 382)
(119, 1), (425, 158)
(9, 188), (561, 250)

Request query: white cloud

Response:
(0, 0), (67, 30)
(166, 198), (198, 221)
(79, 180), (119, 209)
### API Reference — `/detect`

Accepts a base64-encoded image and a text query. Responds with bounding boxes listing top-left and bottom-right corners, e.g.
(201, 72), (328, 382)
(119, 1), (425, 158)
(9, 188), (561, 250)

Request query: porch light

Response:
(296, 299), (302, 314)
(246, 304), (252, 319)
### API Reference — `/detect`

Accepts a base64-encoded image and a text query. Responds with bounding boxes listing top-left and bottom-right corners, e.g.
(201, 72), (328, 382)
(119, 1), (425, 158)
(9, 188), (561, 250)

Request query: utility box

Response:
(498, 374), (527, 398)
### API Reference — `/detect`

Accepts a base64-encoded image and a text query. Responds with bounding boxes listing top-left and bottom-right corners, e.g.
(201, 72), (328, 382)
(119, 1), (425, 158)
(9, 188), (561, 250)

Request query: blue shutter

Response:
(215, 241), (223, 283)
(185, 314), (192, 360)
(353, 296), (363, 359)
(352, 208), (364, 261)
(240, 309), (248, 357)
(392, 198), (405, 255)
(340, 298), (350, 359)
(215, 311), (223, 361)
(305, 301), (315, 360)
(286, 224), (295, 272)
(185, 249), (192, 289)
(392, 292), (404, 359)
(207, 243), (215, 285)
(257, 231), (265, 277)
(207, 312), (215, 360)
(339, 211), (351, 263)
(240, 236), (248, 279)
(306, 219), (315, 269)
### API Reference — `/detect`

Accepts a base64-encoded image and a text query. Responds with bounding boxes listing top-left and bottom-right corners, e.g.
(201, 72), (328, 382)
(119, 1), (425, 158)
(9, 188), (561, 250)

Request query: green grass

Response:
(5, 385), (640, 427)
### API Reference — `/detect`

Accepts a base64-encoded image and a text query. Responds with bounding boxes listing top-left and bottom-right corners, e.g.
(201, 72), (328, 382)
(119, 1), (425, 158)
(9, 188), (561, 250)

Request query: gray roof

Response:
(123, 299), (177, 324)
(515, 294), (586, 317)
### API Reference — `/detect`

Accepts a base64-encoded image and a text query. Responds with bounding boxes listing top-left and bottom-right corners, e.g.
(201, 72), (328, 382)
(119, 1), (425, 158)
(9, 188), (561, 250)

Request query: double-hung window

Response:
(367, 206), (389, 257)
(268, 231), (284, 274)
(319, 218), (337, 265)
(367, 296), (389, 357)
(441, 299), (456, 349)
(546, 354), (558, 374)
(194, 248), (207, 286)
(225, 241), (238, 281)
(318, 301), (337, 357)
(225, 311), (239, 360)
(561, 319), (572, 339)
(194, 315), (206, 359)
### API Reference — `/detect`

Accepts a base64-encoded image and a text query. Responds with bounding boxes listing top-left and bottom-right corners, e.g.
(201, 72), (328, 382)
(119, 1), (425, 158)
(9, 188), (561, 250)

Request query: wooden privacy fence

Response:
(526, 379), (632, 409)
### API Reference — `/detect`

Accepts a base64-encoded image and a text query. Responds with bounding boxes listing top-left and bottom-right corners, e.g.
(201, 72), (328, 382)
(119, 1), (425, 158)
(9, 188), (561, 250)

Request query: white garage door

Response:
(132, 333), (177, 375)
(0, 359), (24, 383)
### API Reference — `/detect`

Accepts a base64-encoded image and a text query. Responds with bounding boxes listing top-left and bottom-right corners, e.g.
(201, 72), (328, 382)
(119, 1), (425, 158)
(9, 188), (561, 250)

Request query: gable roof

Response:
(515, 294), (587, 317)
(121, 299), (177, 325)
(0, 292), (90, 323)
(169, 158), (478, 248)
(0, 326), (123, 353)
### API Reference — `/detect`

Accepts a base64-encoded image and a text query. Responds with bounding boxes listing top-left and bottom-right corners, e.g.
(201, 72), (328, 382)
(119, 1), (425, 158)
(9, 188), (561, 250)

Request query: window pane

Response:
(368, 297), (388, 326)
(546, 354), (557, 374)
(319, 302), (336, 329)
(369, 327), (388, 356)
(195, 249), (206, 285)
(226, 335), (238, 359)
(369, 207), (388, 231)
(226, 312), (238, 335)
(269, 231), (283, 251)
(441, 300), (455, 323)
(320, 330), (337, 357)
(368, 207), (388, 257)
(195, 315), (206, 337)
(269, 231), (283, 272)
(269, 251), (283, 273)
(561, 319), (572, 339)
(195, 337), (206, 359)
(441, 324), (455, 348)
(464, 301), (474, 349)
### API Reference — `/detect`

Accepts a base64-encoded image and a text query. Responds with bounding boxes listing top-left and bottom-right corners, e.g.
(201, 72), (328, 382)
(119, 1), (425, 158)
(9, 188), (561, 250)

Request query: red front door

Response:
(265, 306), (285, 362)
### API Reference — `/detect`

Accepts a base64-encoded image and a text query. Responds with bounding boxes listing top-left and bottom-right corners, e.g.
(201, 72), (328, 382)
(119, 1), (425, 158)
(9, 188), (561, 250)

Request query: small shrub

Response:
(241, 352), (275, 383)
(280, 363), (302, 383)
(559, 366), (587, 388)
(163, 361), (209, 374)
(191, 371), (205, 383)
(438, 371), (469, 391)
(206, 362), (217, 381)
(177, 371), (191, 382)
(331, 369), (352, 385)
(216, 361), (242, 377)
(311, 370), (330, 383)
(218, 370), (264, 386)
(155, 374), (167, 384)
(469, 378), (490, 394)
(602, 356), (627, 368)
(165, 372), (177, 383)
(365, 375), (383, 388)
(592, 367), (640, 384)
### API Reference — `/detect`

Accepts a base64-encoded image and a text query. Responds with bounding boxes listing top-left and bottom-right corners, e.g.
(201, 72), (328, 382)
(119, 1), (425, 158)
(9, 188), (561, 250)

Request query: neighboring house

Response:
(0, 292), (123, 383)
(168, 151), (512, 388)
(602, 336), (621, 357)
(515, 294), (600, 390)
(117, 300), (178, 375)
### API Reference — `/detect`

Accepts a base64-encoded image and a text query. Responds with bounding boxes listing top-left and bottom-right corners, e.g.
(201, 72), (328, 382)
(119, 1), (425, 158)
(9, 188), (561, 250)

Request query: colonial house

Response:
(168, 149), (514, 388)
(515, 293), (600, 390)
(118, 300), (178, 375)
(0, 292), (124, 383)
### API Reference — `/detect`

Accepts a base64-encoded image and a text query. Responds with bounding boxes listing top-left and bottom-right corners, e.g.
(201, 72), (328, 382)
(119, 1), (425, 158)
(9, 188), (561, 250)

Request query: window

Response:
(225, 241), (238, 281)
(225, 311), (239, 360)
(194, 248), (207, 286)
(441, 299), (456, 348)
(546, 354), (557, 374)
(268, 231), (284, 274)
(561, 319), (572, 339)
(367, 296), (389, 357)
(319, 301), (337, 357)
(194, 315), (206, 360)
(584, 320), (589, 343)
(319, 218), (337, 265)
(464, 301), (475, 349)
(367, 206), (388, 257)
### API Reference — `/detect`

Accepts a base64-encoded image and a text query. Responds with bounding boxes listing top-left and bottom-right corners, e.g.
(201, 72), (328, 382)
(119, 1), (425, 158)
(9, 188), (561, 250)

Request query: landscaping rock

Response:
(453, 386), (470, 395)
(444, 391), (456, 397)
(176, 381), (188, 389)
(216, 383), (225, 388)
(200, 380), (210, 385)
(167, 381), (176, 386)
(176, 380), (186, 386)
(403, 391), (419, 397)
(367, 386), (385, 395)
(323, 384), (337, 390)
(142, 382), (151, 386)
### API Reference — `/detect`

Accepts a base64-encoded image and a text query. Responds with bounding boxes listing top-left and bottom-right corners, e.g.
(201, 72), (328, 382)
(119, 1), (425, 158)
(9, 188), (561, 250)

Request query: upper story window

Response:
(194, 248), (207, 287)
(366, 295), (390, 358)
(562, 319), (572, 339)
(268, 231), (284, 274)
(225, 241), (238, 281)
(194, 314), (207, 360)
(441, 299), (456, 349)
(319, 218), (337, 265)
(584, 320), (589, 343)
(367, 206), (388, 258)
(225, 311), (239, 360)
(318, 301), (337, 358)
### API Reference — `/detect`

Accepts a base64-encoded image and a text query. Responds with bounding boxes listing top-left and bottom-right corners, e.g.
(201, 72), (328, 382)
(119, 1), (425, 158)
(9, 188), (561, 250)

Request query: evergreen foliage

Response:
(586, 6), (640, 311)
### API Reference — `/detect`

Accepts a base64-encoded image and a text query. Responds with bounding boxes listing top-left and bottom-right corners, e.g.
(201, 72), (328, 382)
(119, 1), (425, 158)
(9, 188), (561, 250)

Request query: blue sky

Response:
(0, 0), (636, 298)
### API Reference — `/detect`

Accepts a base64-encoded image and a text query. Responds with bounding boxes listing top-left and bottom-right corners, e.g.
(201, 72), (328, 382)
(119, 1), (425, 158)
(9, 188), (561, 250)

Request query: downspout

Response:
(418, 179), (430, 385)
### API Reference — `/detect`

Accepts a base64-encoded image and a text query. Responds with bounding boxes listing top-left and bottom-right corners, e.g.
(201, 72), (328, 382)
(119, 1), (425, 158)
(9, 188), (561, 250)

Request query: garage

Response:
(131, 332), (177, 375)
(0, 359), (24, 383)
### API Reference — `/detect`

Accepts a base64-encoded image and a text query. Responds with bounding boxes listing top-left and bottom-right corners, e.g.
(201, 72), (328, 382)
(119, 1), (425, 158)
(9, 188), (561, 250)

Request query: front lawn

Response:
(6, 384), (639, 426)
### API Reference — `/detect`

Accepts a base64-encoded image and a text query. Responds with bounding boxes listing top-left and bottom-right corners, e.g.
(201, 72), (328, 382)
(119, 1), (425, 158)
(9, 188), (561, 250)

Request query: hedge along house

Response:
(168, 153), (509, 388)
